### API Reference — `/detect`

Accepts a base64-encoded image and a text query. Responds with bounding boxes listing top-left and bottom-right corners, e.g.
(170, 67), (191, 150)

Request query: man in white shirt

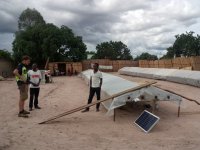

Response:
(28, 63), (42, 111)
(82, 63), (103, 112)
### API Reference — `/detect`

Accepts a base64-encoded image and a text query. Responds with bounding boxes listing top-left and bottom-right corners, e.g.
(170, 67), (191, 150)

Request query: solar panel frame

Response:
(134, 110), (160, 133)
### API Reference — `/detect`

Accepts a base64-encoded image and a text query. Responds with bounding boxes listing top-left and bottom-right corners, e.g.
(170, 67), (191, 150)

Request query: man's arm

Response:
(27, 71), (36, 86)
(27, 71), (31, 83)
(13, 68), (26, 82)
(36, 79), (41, 86)
(13, 69), (20, 78)
(99, 72), (103, 88)
(90, 76), (92, 87)
(32, 79), (41, 87)
(36, 71), (42, 86)
(100, 78), (102, 88)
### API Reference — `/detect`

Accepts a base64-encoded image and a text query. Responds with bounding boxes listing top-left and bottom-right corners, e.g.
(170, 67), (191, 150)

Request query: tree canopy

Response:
(18, 8), (45, 31)
(0, 50), (12, 61)
(134, 52), (158, 61)
(163, 31), (200, 58)
(13, 8), (87, 66)
(94, 41), (133, 60)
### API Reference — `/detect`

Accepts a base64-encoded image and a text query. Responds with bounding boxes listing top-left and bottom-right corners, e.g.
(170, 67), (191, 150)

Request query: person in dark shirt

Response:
(13, 55), (31, 118)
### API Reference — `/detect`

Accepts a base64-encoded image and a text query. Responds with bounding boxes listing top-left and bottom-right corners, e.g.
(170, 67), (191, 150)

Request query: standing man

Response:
(13, 55), (31, 118)
(28, 63), (42, 111)
(82, 63), (103, 112)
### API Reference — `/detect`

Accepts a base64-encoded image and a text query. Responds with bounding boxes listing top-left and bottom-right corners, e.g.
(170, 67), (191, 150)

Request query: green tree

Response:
(160, 46), (174, 59)
(13, 23), (87, 66)
(56, 25), (87, 62)
(94, 41), (133, 60)
(134, 52), (158, 61)
(18, 8), (45, 31)
(13, 9), (87, 66)
(0, 50), (12, 61)
(40, 23), (64, 63)
(13, 23), (46, 65)
(173, 31), (199, 57)
(163, 31), (200, 58)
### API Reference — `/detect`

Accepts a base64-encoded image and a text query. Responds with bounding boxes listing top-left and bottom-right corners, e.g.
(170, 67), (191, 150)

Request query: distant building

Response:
(0, 58), (13, 77)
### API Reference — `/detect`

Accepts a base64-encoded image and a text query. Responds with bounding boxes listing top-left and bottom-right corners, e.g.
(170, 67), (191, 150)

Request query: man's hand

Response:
(28, 81), (38, 86)
(34, 82), (41, 86)
(20, 76), (26, 82)
(13, 69), (26, 82)
(33, 83), (38, 86)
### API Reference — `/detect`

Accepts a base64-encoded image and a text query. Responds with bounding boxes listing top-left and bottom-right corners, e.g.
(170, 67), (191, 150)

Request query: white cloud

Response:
(0, 33), (15, 51)
(0, 0), (200, 58)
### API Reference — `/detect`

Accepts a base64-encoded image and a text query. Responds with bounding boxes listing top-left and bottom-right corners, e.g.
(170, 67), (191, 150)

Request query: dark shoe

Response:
(22, 110), (30, 114)
(18, 113), (29, 118)
(81, 109), (89, 113)
(35, 106), (41, 109)
(29, 108), (33, 111)
(96, 109), (100, 112)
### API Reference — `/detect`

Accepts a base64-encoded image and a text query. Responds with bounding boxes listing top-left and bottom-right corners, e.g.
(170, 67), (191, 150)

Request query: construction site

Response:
(1, 57), (200, 150)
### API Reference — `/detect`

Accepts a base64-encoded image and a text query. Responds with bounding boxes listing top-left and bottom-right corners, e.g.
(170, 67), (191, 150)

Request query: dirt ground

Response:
(0, 73), (200, 150)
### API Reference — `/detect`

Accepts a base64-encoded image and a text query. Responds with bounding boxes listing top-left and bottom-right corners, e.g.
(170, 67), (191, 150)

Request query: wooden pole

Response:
(177, 100), (181, 117)
(113, 108), (116, 122)
(178, 106), (180, 117)
(153, 85), (200, 118)
(152, 100), (156, 113)
(153, 85), (200, 105)
(44, 57), (49, 70)
(39, 81), (156, 124)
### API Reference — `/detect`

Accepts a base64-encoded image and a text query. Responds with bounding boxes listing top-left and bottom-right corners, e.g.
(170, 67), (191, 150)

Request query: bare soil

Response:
(0, 73), (200, 150)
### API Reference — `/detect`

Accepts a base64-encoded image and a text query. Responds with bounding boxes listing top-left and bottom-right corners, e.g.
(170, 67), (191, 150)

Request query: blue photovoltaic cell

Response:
(135, 110), (159, 132)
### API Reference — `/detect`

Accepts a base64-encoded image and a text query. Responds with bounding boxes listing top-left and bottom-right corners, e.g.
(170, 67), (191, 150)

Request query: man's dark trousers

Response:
(87, 87), (101, 110)
(29, 88), (40, 108)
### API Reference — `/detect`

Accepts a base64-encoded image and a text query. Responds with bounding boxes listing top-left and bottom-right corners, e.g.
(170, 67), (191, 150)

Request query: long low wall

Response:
(48, 59), (139, 74)
(139, 56), (200, 70)
(82, 59), (139, 72)
(48, 56), (200, 75)
(119, 67), (200, 87)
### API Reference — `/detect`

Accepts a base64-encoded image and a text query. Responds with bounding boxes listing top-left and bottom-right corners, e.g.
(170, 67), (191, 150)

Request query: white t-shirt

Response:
(28, 70), (42, 88)
(90, 71), (103, 88)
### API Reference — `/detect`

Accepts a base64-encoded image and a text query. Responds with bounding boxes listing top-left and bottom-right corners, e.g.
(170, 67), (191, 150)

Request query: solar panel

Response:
(134, 110), (160, 133)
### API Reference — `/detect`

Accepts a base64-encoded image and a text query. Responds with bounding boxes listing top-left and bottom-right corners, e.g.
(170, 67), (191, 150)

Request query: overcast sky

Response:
(1, 0), (200, 58)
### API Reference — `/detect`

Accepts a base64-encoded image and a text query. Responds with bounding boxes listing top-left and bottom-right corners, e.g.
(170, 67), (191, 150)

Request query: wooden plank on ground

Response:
(39, 81), (156, 124)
